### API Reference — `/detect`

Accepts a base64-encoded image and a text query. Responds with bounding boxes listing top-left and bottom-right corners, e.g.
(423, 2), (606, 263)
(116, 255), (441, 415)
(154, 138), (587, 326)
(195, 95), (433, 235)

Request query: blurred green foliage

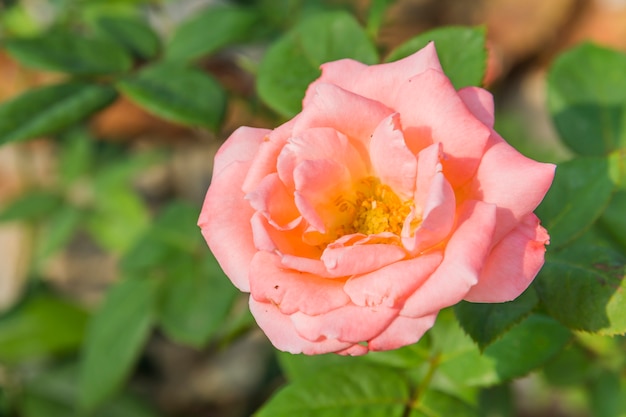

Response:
(0, 1), (625, 417)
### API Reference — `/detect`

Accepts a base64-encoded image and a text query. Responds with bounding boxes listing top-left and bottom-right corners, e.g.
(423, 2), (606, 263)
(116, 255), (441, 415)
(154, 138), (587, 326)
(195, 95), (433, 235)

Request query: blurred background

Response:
(0, 0), (625, 416)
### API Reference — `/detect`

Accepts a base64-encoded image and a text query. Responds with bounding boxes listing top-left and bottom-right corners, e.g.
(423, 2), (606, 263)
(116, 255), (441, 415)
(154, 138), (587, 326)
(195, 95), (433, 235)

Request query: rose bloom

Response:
(199, 43), (555, 355)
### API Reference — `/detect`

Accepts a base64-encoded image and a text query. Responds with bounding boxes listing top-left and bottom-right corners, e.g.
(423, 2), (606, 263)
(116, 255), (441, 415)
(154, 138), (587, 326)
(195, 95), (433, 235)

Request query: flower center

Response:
(334, 177), (413, 237)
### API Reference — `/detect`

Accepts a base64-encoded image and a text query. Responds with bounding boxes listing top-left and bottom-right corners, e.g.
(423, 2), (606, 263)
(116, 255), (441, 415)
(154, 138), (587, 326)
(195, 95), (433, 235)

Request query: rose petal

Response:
(464, 213), (549, 302)
(458, 86), (495, 128)
(368, 313), (438, 351)
(199, 161), (256, 292)
(401, 200), (497, 317)
(344, 252), (443, 308)
(321, 243), (407, 277)
(246, 173), (300, 229)
(250, 212), (318, 259)
(369, 113), (417, 198)
(393, 69), (491, 186)
(249, 251), (350, 315)
(335, 344), (369, 356)
(303, 42), (443, 108)
(290, 304), (399, 344)
(212, 126), (270, 177)
(468, 132), (556, 242)
(249, 298), (352, 354)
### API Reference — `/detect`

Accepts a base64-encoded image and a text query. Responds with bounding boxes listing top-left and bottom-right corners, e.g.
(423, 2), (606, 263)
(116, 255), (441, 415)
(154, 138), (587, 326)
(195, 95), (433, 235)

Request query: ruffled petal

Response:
(369, 113), (417, 198)
(249, 298), (352, 354)
(468, 132), (556, 242)
(290, 304), (399, 344)
(464, 213), (549, 302)
(212, 126), (270, 177)
(320, 243), (407, 277)
(368, 313), (438, 351)
(401, 200), (497, 317)
(249, 251), (350, 315)
(393, 69), (491, 186)
(344, 252), (443, 308)
(246, 173), (299, 229)
(199, 161), (256, 292)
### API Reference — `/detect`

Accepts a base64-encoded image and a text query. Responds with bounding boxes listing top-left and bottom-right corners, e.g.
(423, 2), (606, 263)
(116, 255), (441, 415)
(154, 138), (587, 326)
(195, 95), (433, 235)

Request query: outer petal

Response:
(457, 87), (495, 128)
(368, 313), (438, 351)
(369, 113), (417, 198)
(344, 252), (443, 308)
(249, 251), (350, 315)
(401, 200), (497, 317)
(468, 133), (556, 242)
(212, 126), (270, 177)
(250, 298), (352, 354)
(199, 161), (256, 292)
(393, 69), (491, 186)
(464, 213), (549, 302)
(290, 304), (399, 344)
(303, 42), (443, 108)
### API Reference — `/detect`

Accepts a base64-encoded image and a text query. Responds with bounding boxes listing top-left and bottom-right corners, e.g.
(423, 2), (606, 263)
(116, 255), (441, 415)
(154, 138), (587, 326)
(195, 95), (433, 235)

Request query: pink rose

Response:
(198, 43), (555, 355)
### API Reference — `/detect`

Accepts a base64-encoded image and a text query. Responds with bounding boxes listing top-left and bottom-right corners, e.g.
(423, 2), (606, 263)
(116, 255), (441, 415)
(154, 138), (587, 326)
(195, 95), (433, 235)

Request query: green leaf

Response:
(0, 295), (88, 363)
(0, 82), (117, 145)
(599, 190), (626, 252)
(547, 43), (626, 156)
(257, 11), (379, 117)
(78, 278), (156, 411)
(542, 343), (593, 387)
(0, 191), (62, 222)
(481, 314), (571, 381)
(535, 244), (626, 335)
(158, 254), (238, 347)
(453, 288), (538, 350)
(4, 32), (132, 75)
(92, 15), (160, 60)
(58, 129), (95, 185)
(117, 63), (226, 130)
(410, 389), (478, 417)
(277, 351), (370, 382)
(535, 157), (615, 249)
(34, 205), (82, 262)
(165, 4), (258, 62)
(385, 26), (487, 89)
(588, 369), (622, 417)
(255, 364), (409, 417)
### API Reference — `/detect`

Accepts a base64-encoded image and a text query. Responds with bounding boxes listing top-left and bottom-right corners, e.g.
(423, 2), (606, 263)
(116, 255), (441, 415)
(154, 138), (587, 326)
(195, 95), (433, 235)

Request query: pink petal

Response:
(294, 83), (393, 163)
(250, 212), (318, 259)
(249, 298), (352, 354)
(277, 127), (367, 190)
(468, 132), (556, 242)
(458, 87), (495, 128)
(303, 42), (443, 108)
(212, 126), (270, 177)
(335, 344), (369, 356)
(344, 252), (443, 308)
(369, 113), (418, 198)
(320, 243), (407, 277)
(401, 200), (497, 317)
(290, 304), (399, 344)
(246, 173), (299, 229)
(368, 313), (438, 351)
(280, 254), (333, 278)
(198, 161), (256, 292)
(464, 213), (549, 302)
(249, 251), (350, 315)
(393, 69), (491, 186)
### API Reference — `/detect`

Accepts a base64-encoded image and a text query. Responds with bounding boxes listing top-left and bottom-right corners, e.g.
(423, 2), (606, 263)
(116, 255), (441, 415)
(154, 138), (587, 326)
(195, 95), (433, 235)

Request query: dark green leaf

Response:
(482, 314), (571, 381)
(93, 15), (160, 60)
(158, 254), (238, 347)
(588, 369), (622, 417)
(4, 32), (132, 75)
(535, 157), (615, 248)
(410, 389), (478, 417)
(257, 11), (378, 117)
(599, 190), (626, 252)
(165, 5), (257, 62)
(78, 278), (156, 411)
(547, 43), (626, 156)
(117, 63), (226, 130)
(255, 364), (409, 417)
(0, 82), (117, 145)
(543, 343), (593, 387)
(454, 288), (538, 350)
(478, 384), (514, 417)
(535, 244), (626, 335)
(385, 26), (487, 89)
(0, 191), (62, 222)
(0, 295), (88, 363)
